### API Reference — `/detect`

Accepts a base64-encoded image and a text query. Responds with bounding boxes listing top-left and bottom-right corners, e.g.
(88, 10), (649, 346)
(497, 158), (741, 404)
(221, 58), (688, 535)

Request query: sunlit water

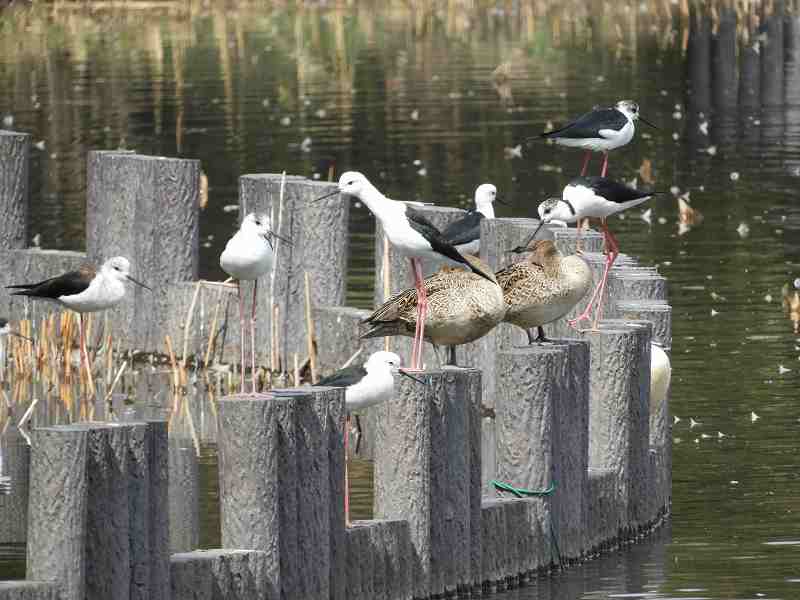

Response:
(2, 2), (800, 597)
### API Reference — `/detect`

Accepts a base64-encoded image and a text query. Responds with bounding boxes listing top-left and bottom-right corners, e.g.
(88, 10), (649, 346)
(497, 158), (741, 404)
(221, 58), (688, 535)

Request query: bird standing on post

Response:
(498, 239), (592, 343)
(535, 100), (656, 177)
(441, 183), (504, 256)
(528, 176), (657, 328)
(7, 256), (150, 393)
(220, 212), (289, 394)
(316, 350), (423, 524)
(314, 171), (495, 371)
(360, 255), (506, 366)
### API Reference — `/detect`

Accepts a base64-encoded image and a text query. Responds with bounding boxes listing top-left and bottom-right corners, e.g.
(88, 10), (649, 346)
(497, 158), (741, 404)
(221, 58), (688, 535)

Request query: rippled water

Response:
(2, 2), (800, 597)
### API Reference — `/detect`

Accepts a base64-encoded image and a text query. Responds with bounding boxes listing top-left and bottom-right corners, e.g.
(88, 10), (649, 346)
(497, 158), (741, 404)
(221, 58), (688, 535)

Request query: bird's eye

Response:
(544, 208), (551, 214)
(255, 220), (261, 226)
(347, 180), (355, 186)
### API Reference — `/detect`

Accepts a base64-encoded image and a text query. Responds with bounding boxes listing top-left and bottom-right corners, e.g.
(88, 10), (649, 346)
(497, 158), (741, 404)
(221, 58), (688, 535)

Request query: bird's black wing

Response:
(7, 266), (94, 299)
(441, 211), (483, 246)
(541, 108), (628, 139)
(405, 207), (494, 281)
(317, 364), (368, 388)
(572, 176), (654, 203)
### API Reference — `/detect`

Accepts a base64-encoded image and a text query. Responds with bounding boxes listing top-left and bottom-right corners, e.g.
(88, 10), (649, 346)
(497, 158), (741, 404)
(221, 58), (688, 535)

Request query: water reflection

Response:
(2, 1), (800, 598)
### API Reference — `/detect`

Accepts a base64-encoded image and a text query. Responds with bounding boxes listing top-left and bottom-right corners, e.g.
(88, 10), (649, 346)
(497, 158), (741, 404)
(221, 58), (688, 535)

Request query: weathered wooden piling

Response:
(238, 175), (347, 366)
(313, 306), (383, 374)
(0, 427), (29, 545)
(170, 549), (268, 600)
(373, 368), (481, 598)
(0, 581), (61, 600)
(586, 321), (652, 536)
(346, 520), (411, 600)
(168, 437), (200, 553)
(218, 387), (345, 600)
(0, 131), (30, 251)
(86, 151), (201, 350)
(26, 421), (169, 600)
(616, 300), (672, 350)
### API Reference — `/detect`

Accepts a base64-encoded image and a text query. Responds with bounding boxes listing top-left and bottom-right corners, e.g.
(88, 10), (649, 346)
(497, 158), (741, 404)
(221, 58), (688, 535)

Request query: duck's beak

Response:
(313, 188), (341, 203)
(639, 115), (658, 129)
(398, 369), (426, 385)
(126, 275), (152, 292)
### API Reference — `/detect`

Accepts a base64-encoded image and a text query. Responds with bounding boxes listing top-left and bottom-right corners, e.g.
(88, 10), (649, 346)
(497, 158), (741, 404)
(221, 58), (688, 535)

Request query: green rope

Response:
(491, 479), (556, 498)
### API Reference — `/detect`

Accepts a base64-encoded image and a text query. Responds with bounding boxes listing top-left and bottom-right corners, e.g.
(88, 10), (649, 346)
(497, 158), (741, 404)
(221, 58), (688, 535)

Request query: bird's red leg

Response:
(345, 414), (351, 527)
(238, 282), (246, 394)
(581, 151), (591, 176)
(250, 279), (258, 394)
(411, 258), (428, 372)
(600, 152), (609, 177)
(591, 221), (620, 329)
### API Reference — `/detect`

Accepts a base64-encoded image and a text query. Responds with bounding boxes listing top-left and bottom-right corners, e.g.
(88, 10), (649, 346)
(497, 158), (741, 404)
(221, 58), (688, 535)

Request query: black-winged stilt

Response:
(317, 350), (423, 524)
(528, 176), (657, 328)
(441, 183), (504, 256)
(7, 256), (150, 389)
(535, 100), (656, 177)
(360, 255), (505, 366)
(314, 171), (495, 371)
(220, 212), (289, 394)
(498, 239), (592, 344)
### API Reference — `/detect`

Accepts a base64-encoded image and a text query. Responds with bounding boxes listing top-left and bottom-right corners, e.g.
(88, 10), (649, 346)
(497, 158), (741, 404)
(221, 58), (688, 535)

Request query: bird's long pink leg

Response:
(238, 282), (246, 394)
(79, 314), (91, 396)
(591, 221), (620, 329)
(581, 151), (591, 176)
(600, 152), (609, 177)
(413, 258), (428, 371)
(345, 414), (351, 526)
(250, 279), (258, 394)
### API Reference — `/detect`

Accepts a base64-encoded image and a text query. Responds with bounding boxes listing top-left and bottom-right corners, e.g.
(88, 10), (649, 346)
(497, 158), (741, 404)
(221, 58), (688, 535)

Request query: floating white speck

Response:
(300, 137), (312, 153)
(699, 121), (709, 135)
(417, 168), (427, 176)
(737, 222), (750, 238)
(693, 438), (700, 444)
(751, 411), (760, 422)
(641, 208), (652, 224)
(674, 103), (682, 111)
(764, 294), (772, 302)
(657, 216), (668, 225)
(262, 98), (270, 108)
(312, 172), (321, 180)
(596, 75), (605, 82)
(31, 233), (41, 248)
(673, 415), (681, 424)
(731, 480), (739, 484)
(504, 144), (523, 159)
(2, 114), (13, 127)
(410, 109), (420, 121)
(670, 186), (680, 196)
(280, 116), (291, 126)
(717, 431), (726, 438)
(661, 90), (668, 96)
(672, 132), (680, 141)
(315, 108), (327, 118)
(690, 418), (702, 429)
(222, 204), (239, 213)
(672, 111), (682, 120)
(706, 145), (717, 156)
(779, 365), (791, 374)
(794, 278), (800, 289)
(711, 308), (719, 316)
(730, 171), (740, 181)
(413, 159), (422, 166)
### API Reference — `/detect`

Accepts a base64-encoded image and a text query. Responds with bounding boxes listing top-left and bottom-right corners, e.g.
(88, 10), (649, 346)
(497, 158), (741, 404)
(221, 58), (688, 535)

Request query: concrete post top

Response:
(616, 299), (670, 309)
(218, 392), (298, 405)
(597, 319), (654, 335)
(34, 422), (117, 433)
(0, 130), (31, 137)
(498, 344), (570, 357)
(171, 549), (266, 560)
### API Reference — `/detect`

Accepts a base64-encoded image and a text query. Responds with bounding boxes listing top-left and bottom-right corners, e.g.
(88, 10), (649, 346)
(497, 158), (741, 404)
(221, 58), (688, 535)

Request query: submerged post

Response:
(0, 130), (30, 251)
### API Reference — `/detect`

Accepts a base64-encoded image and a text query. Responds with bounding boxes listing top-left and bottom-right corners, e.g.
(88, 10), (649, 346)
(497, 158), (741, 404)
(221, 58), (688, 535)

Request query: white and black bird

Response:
(314, 171), (495, 371)
(7, 257), (150, 386)
(316, 350), (423, 523)
(441, 183), (505, 256)
(535, 100), (656, 177)
(529, 176), (657, 328)
(220, 212), (289, 394)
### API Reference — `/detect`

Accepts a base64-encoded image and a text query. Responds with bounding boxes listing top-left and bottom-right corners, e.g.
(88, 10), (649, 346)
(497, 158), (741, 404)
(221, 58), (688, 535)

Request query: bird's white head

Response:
(337, 171), (374, 199)
(474, 183), (498, 218)
(364, 350), (403, 374)
(537, 197), (573, 226)
(102, 256), (151, 291)
(615, 100), (641, 121)
(0, 318), (9, 337)
(240, 212), (272, 236)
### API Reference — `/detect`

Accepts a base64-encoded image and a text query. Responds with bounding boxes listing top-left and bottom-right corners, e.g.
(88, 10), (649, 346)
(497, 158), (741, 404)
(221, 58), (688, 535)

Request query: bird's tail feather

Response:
(360, 322), (403, 339)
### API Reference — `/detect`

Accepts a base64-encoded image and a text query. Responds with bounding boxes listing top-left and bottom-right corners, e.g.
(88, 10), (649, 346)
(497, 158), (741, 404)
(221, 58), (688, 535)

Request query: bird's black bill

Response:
(639, 116), (658, 129)
(126, 275), (152, 291)
(312, 189), (340, 203)
(265, 230), (292, 248)
(495, 197), (509, 206)
(398, 369), (426, 385)
(10, 332), (33, 343)
(515, 219), (546, 250)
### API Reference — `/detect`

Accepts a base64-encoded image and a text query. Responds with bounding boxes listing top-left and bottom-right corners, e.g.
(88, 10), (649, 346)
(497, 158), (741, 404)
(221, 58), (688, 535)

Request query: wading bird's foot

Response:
(568, 310), (593, 328)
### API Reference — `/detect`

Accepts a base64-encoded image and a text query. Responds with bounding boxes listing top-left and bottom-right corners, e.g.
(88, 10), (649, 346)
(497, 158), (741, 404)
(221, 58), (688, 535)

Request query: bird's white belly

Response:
(556, 121), (634, 152)
(383, 220), (464, 266)
(220, 235), (274, 281)
(346, 372), (394, 412)
(59, 279), (125, 313)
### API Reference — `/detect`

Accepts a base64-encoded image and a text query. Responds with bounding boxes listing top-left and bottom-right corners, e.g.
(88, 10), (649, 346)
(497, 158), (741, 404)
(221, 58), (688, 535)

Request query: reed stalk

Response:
(304, 271), (317, 384)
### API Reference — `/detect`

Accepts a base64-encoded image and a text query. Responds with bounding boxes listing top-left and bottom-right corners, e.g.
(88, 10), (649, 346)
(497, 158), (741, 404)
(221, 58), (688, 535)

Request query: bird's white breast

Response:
(220, 231), (274, 281)
(59, 273), (126, 313)
(345, 369), (394, 412)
